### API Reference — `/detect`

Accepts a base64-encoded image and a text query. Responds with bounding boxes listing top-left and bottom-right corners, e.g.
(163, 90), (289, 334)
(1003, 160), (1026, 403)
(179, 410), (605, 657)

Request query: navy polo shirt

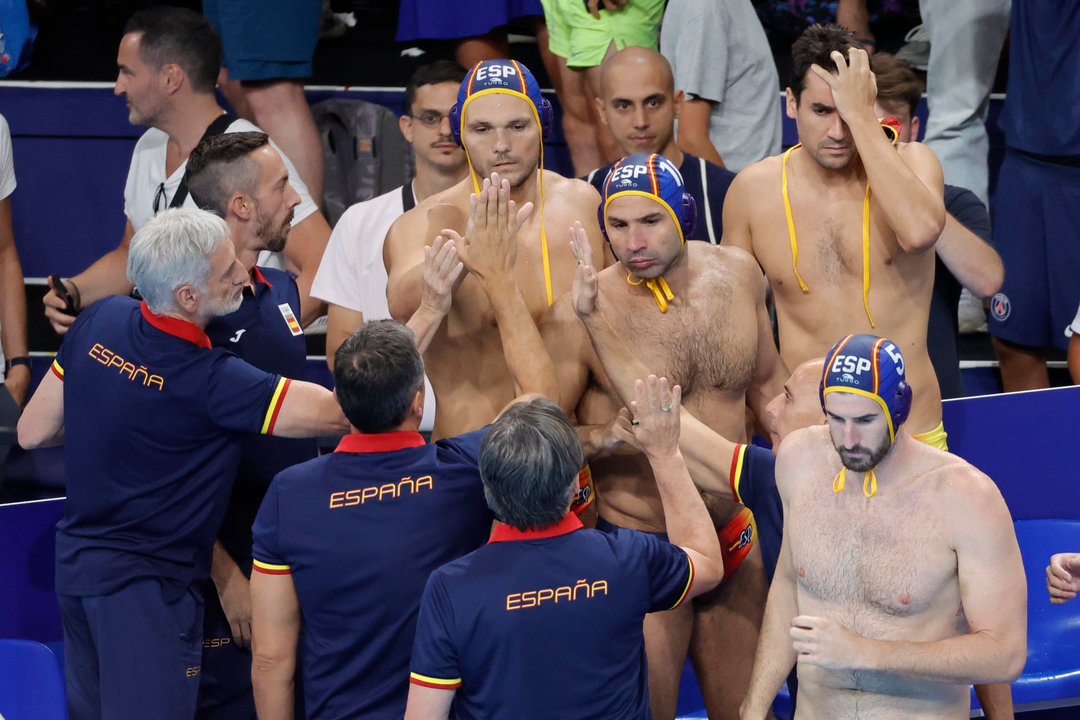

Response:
(409, 513), (693, 720)
(729, 443), (783, 583)
(251, 428), (493, 720)
(586, 151), (736, 244)
(205, 266), (316, 572)
(53, 297), (289, 600)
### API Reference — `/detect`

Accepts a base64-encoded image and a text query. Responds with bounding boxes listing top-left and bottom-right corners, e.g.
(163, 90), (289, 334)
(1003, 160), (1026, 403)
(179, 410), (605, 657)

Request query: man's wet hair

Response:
(790, 23), (860, 104)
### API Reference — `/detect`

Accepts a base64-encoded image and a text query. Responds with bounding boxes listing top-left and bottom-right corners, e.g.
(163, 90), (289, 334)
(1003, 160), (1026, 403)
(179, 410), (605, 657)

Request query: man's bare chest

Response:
(787, 488), (957, 621)
(601, 280), (757, 396)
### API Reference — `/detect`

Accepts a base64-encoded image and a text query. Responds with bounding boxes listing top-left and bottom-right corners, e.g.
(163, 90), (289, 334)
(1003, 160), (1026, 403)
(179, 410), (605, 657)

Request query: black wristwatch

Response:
(4, 356), (31, 373)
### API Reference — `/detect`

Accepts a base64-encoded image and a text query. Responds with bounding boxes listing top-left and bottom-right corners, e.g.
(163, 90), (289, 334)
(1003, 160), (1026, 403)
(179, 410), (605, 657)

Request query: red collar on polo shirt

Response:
(335, 432), (427, 453)
(245, 266), (274, 297)
(140, 301), (212, 349)
(488, 513), (583, 543)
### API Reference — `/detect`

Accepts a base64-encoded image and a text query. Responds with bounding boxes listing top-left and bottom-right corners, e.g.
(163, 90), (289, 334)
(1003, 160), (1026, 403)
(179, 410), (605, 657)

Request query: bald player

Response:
(724, 24), (947, 447)
(384, 59), (606, 439)
(586, 46), (734, 245)
(543, 152), (785, 720)
(743, 334), (1026, 720)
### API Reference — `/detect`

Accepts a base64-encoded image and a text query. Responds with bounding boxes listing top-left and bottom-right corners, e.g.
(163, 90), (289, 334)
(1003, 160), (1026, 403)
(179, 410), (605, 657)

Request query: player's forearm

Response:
(934, 213), (1003, 299)
(484, 276), (559, 400)
(742, 568), (799, 718)
(272, 380), (349, 438)
(849, 115), (945, 252)
(406, 304), (447, 356)
(579, 310), (648, 408)
(856, 629), (1026, 684)
(71, 245), (137, 305)
(251, 654), (296, 720)
(210, 540), (242, 593)
(676, 98), (726, 168)
(0, 222), (28, 360)
(284, 214), (331, 326)
(650, 450), (723, 571)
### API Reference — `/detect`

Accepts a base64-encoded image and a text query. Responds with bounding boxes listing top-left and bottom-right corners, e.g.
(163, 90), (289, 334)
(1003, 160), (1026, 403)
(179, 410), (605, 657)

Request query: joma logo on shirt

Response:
(88, 343), (164, 390)
(506, 579), (609, 611)
(328, 475), (434, 508)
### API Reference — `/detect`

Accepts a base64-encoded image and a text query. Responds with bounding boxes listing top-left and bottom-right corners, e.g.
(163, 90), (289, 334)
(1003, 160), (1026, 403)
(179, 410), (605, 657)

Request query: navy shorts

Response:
(988, 149), (1080, 350)
(59, 579), (204, 720)
(196, 580), (256, 719)
(203, 0), (321, 81)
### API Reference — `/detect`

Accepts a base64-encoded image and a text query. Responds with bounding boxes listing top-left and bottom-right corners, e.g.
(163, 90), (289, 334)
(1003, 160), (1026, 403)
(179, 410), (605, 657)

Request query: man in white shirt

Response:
(312, 60), (467, 430)
(42, 6), (330, 333)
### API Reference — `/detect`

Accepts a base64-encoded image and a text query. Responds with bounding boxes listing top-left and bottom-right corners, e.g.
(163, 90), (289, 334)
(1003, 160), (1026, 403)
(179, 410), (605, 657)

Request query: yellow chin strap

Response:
(460, 86), (553, 306)
(626, 273), (675, 312)
(833, 467), (878, 498)
(780, 126), (899, 329)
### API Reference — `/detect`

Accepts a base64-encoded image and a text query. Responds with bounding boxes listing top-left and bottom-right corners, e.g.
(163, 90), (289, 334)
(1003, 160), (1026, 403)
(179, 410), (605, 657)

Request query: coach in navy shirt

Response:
(18, 208), (347, 720)
(405, 377), (726, 720)
(250, 320), (496, 719)
(186, 130), (319, 716)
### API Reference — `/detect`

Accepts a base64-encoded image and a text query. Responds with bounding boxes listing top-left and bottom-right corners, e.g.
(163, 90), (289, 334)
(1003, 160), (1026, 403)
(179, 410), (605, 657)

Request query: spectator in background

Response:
(586, 46), (735, 245)
(397, 0), (548, 70)
(312, 61), (467, 434)
(870, 52), (1003, 400)
(0, 111), (28, 484)
(42, 7), (329, 335)
(204, 0), (326, 208)
(539, 0), (667, 175)
(659, 0), (782, 172)
(988, 2), (1080, 392)
(0, 113), (29, 412)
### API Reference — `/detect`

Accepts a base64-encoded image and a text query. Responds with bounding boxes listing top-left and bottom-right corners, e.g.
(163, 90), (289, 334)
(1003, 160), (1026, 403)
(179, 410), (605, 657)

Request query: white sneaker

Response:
(895, 24), (930, 71)
(958, 287), (988, 334)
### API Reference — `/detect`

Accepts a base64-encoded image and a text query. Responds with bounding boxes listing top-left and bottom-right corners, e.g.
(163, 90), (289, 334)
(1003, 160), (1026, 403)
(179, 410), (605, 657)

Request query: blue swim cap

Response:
(820, 334), (912, 440)
(449, 59), (553, 146)
(599, 152), (697, 243)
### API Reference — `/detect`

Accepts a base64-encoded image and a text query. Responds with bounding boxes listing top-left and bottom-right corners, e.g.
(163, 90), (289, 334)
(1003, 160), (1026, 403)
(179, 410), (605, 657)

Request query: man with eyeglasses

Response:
(42, 6), (330, 335)
(311, 61), (467, 433)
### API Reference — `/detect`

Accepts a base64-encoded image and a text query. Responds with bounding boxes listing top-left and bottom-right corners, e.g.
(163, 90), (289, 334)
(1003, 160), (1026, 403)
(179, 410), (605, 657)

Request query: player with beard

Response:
(384, 59), (607, 441)
(184, 131), (316, 718)
(540, 152), (785, 720)
(723, 24), (948, 449)
(742, 334), (1026, 720)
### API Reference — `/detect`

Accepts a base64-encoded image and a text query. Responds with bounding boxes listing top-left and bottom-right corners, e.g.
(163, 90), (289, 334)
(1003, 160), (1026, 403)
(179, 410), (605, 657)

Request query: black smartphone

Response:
(49, 274), (76, 314)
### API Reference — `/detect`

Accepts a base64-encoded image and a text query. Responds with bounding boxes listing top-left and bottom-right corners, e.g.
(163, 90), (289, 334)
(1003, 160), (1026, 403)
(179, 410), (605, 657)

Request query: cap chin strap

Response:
(833, 466), (878, 498)
(781, 121), (900, 329)
(627, 274), (674, 312)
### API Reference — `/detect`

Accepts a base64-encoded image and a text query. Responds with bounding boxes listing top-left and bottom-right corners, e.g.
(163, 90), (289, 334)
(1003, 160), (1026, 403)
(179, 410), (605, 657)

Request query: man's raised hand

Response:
(445, 172), (533, 283)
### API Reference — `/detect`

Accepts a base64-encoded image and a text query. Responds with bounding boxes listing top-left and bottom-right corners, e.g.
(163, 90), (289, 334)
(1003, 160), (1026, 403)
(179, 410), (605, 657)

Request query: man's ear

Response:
(673, 89), (684, 118)
(785, 87), (797, 120)
(229, 193), (253, 222)
(594, 96), (609, 128)
(400, 114), (414, 144)
(160, 63), (184, 95)
(174, 284), (199, 314)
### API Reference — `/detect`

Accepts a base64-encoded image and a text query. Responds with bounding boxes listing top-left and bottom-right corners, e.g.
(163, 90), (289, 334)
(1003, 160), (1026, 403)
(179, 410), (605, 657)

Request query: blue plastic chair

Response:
(970, 519), (1080, 714)
(0, 638), (67, 719)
